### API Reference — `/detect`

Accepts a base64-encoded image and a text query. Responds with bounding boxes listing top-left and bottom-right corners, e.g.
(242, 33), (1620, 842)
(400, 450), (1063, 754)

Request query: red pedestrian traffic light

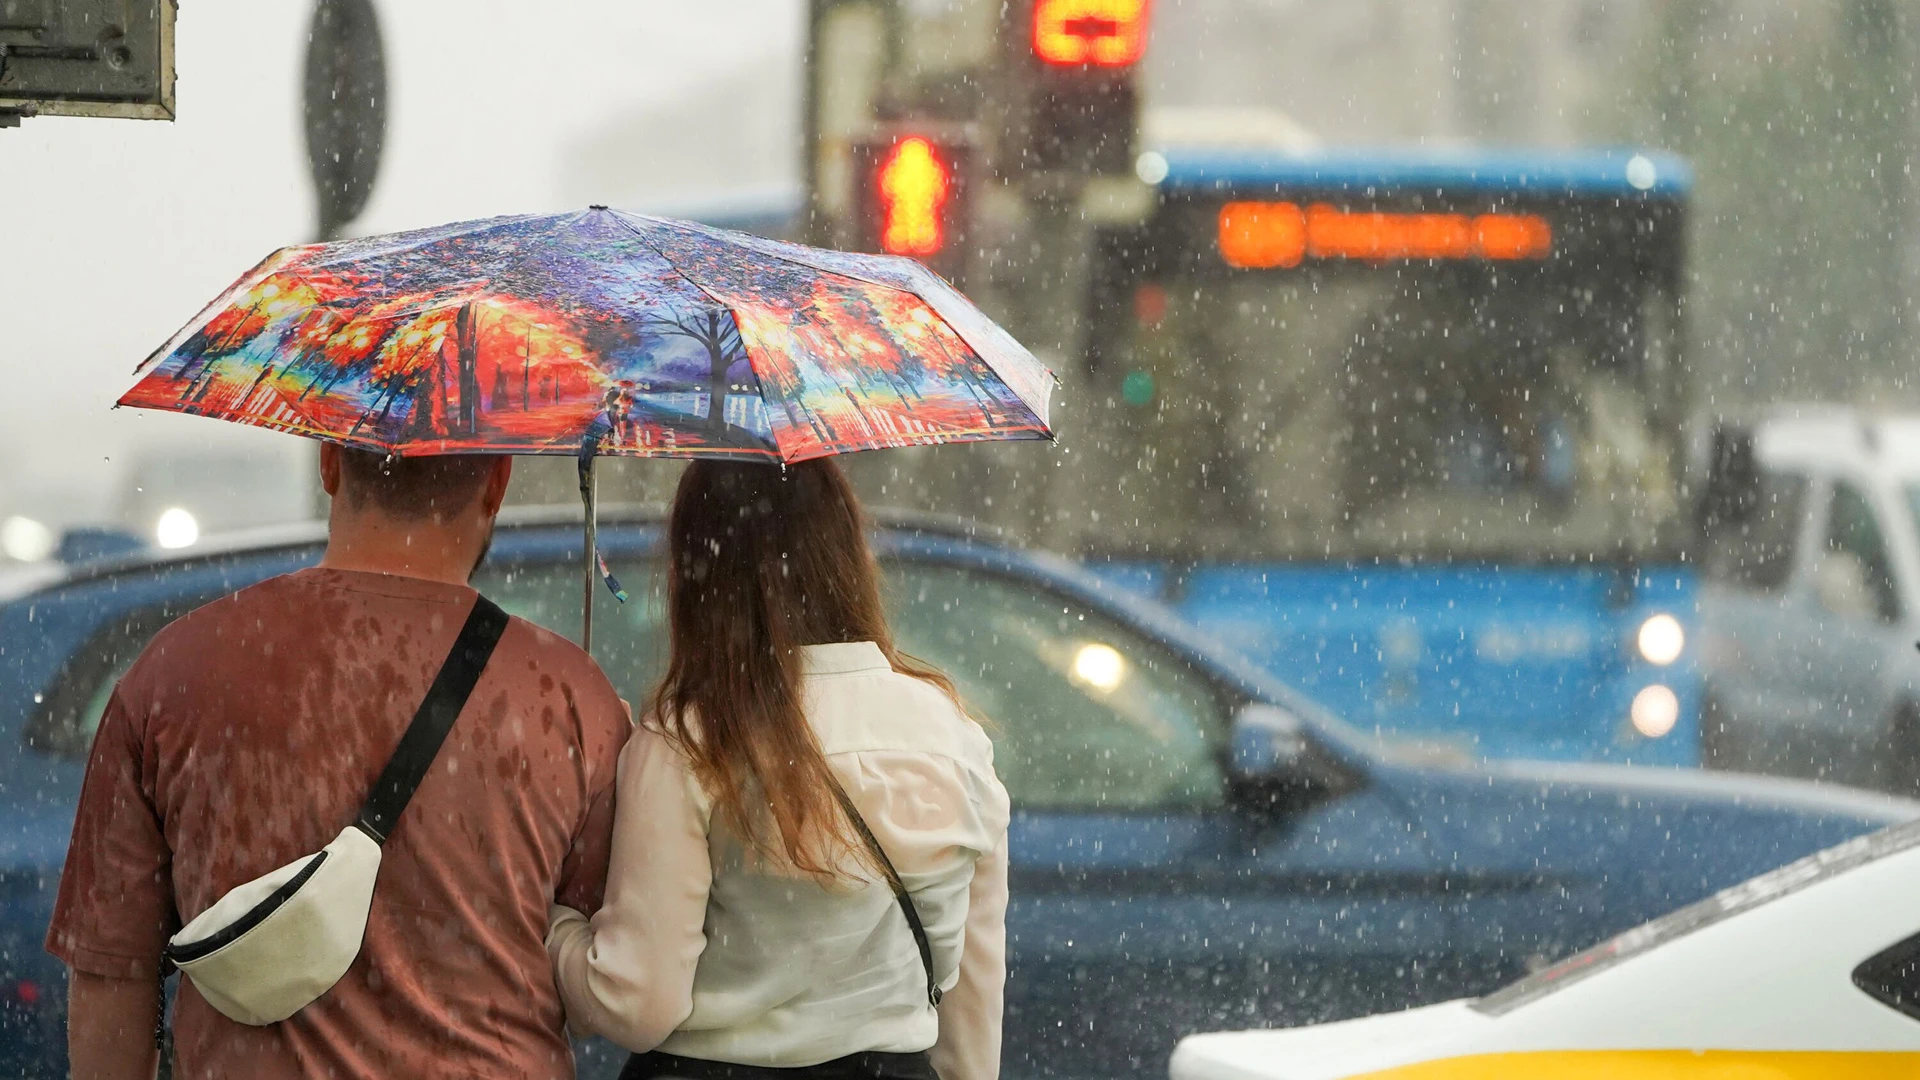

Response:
(1032, 0), (1151, 68)
(854, 131), (972, 280)
(877, 136), (953, 256)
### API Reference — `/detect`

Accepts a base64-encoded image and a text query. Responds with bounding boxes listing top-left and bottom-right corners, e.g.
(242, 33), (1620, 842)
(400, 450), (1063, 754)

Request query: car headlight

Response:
(1636, 613), (1685, 666)
(1630, 684), (1680, 738)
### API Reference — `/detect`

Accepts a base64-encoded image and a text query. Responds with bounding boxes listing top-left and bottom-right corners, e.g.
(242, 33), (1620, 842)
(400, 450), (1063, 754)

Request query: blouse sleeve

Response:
(547, 725), (713, 1051)
(930, 828), (1009, 1080)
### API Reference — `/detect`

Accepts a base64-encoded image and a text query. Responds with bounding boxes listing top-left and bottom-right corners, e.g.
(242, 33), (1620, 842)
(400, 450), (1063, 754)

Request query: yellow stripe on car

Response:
(1351, 1051), (1920, 1080)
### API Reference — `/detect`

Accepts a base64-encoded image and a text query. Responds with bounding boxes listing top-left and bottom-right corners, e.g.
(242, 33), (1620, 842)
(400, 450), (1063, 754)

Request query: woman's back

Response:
(549, 645), (1010, 1077)
(548, 459), (1011, 1080)
(672, 643), (1007, 1063)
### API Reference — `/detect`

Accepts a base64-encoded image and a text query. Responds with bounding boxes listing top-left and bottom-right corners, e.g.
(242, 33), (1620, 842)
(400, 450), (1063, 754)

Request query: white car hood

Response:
(1172, 826), (1920, 1080)
(1171, 1002), (1492, 1080)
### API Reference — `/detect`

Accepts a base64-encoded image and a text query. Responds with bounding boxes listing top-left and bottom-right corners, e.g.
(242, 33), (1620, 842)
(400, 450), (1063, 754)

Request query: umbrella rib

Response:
(295, 212), (550, 273)
(609, 211), (1054, 451)
(624, 212), (1051, 422)
(600, 212), (748, 314)
(626, 212), (934, 307)
(131, 248), (294, 377)
(601, 213), (799, 461)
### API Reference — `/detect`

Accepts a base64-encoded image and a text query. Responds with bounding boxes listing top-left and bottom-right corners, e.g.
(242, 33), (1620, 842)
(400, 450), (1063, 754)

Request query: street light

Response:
(155, 508), (200, 550)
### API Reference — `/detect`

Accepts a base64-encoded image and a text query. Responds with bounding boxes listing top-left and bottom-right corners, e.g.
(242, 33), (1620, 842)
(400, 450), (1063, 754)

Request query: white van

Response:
(1698, 407), (1920, 791)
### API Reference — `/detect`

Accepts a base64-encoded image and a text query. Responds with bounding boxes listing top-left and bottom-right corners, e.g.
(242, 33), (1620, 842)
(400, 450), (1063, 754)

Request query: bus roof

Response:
(1153, 146), (1692, 199)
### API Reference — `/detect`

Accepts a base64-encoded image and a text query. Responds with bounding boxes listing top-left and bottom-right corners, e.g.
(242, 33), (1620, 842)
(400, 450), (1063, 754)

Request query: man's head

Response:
(318, 444), (513, 584)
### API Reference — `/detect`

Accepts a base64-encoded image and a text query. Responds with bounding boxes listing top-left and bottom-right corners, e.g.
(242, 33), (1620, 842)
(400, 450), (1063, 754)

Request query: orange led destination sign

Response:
(1217, 201), (1553, 268)
(1032, 0), (1152, 67)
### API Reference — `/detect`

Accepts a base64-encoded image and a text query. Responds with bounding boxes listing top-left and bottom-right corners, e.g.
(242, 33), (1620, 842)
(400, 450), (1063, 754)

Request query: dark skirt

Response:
(619, 1049), (939, 1080)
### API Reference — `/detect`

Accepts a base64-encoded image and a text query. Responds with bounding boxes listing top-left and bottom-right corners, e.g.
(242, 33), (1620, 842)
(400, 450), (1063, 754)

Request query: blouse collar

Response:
(800, 641), (890, 676)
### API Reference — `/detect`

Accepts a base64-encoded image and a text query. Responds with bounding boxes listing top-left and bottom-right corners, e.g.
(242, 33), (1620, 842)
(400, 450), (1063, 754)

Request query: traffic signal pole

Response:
(978, 0), (1156, 550)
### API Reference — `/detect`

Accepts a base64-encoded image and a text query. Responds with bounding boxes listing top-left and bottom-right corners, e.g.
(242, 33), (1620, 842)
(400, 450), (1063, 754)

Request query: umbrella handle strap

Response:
(578, 454), (629, 605)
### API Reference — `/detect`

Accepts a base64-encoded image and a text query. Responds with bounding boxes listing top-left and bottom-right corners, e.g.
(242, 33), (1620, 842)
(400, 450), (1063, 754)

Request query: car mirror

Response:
(1815, 550), (1878, 621)
(1226, 703), (1354, 816)
(1231, 703), (1311, 779)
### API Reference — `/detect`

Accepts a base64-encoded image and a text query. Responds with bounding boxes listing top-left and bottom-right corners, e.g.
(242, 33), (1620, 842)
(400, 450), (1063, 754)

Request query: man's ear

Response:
(481, 456), (513, 517)
(319, 443), (343, 499)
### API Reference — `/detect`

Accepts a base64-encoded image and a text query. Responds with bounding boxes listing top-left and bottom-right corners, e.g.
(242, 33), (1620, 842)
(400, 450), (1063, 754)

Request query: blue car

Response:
(1, 510), (1912, 1079)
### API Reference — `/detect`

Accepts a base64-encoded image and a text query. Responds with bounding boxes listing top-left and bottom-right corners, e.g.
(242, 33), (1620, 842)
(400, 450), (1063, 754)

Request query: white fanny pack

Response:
(162, 596), (509, 1026)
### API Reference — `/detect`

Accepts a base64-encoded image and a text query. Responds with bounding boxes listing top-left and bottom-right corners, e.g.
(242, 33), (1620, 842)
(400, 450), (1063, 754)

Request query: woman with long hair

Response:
(548, 459), (1010, 1080)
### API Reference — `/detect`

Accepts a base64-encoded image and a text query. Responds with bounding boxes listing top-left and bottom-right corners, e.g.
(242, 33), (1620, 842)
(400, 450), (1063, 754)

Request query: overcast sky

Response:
(0, 0), (802, 536)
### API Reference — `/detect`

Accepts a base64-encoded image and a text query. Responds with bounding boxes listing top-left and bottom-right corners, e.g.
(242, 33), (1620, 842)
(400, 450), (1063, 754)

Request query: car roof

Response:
(0, 561), (66, 606)
(28, 503), (1009, 591)
(1737, 405), (1920, 479)
(14, 504), (1367, 753)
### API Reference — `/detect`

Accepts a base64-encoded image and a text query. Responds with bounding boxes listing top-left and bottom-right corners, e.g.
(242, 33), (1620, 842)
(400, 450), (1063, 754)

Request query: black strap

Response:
(355, 596), (510, 843)
(829, 779), (942, 1009)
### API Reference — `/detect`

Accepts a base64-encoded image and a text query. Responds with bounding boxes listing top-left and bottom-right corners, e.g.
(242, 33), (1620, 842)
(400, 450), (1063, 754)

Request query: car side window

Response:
(23, 565), (657, 763)
(23, 606), (180, 761)
(1854, 930), (1920, 1022)
(1824, 482), (1901, 623)
(887, 563), (1229, 812)
(482, 556), (1230, 812)
(1703, 469), (1806, 592)
(473, 558), (672, 702)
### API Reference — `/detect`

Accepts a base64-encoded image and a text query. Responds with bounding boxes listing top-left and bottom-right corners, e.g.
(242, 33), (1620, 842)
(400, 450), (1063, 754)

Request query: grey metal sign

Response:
(0, 0), (177, 126)
(303, 0), (386, 240)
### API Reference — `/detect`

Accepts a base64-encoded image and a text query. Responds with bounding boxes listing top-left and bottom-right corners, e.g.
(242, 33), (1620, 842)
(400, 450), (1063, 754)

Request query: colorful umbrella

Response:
(118, 208), (1056, 645)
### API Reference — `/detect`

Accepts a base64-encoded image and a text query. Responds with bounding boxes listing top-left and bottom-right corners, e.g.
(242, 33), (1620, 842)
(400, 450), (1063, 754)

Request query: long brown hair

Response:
(648, 458), (956, 878)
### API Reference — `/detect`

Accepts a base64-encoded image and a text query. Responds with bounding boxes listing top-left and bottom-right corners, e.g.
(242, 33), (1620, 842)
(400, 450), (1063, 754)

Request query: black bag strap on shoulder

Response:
(829, 779), (942, 1008)
(355, 595), (510, 844)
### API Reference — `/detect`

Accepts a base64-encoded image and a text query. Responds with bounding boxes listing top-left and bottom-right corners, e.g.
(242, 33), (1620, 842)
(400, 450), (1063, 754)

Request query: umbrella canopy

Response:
(118, 208), (1055, 462)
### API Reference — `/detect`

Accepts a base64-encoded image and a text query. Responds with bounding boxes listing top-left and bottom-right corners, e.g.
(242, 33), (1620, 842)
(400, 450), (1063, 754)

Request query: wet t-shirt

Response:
(47, 567), (631, 1080)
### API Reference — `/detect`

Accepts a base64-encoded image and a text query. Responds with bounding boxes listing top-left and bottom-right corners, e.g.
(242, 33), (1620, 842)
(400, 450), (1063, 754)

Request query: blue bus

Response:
(1075, 146), (1698, 765)
(689, 146), (1699, 767)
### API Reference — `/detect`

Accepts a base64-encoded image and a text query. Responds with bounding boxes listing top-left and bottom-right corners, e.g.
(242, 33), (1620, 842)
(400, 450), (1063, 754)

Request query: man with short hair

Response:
(49, 445), (631, 1080)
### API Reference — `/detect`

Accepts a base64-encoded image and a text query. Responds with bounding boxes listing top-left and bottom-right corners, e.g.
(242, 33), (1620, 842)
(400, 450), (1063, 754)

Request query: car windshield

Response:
(1474, 820), (1920, 1015)
(1074, 199), (1686, 562)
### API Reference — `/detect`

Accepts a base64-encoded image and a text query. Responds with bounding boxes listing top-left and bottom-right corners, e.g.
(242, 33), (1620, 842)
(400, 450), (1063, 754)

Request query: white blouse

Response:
(547, 642), (1012, 1080)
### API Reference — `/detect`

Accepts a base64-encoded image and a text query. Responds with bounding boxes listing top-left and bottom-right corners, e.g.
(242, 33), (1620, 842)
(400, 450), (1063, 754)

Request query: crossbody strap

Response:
(829, 778), (943, 1008)
(355, 595), (510, 843)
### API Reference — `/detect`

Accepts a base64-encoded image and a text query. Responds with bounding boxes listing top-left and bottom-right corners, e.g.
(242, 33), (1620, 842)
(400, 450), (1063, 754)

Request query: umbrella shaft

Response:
(582, 458), (597, 653)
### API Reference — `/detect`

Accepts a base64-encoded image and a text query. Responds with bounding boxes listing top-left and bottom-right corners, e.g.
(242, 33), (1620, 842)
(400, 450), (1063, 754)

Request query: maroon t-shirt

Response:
(47, 568), (631, 1079)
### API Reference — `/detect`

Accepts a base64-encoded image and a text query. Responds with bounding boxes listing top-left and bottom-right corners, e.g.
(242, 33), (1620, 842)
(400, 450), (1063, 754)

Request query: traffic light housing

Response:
(1031, 0), (1151, 67)
(1008, 0), (1151, 176)
(854, 131), (972, 280)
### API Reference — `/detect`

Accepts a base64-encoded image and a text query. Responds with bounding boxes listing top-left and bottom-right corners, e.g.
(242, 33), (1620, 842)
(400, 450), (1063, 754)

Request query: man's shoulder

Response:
(109, 571), (318, 706)
(496, 613), (629, 733)
(131, 570), (310, 655)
